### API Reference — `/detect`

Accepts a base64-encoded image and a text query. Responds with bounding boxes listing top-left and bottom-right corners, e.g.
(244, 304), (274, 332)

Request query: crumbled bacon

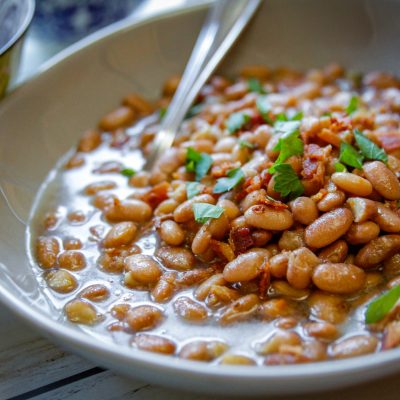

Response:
(229, 226), (254, 255)
(261, 196), (289, 209)
(258, 261), (271, 299)
(236, 170), (272, 201)
(138, 182), (169, 209)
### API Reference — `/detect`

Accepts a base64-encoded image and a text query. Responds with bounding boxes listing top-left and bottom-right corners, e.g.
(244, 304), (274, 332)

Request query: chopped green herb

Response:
(273, 163), (304, 199)
(185, 103), (204, 119)
(256, 95), (273, 124)
(365, 285), (400, 324)
(289, 111), (304, 121)
(248, 78), (266, 94)
(213, 168), (245, 194)
(239, 139), (255, 149)
(354, 129), (388, 163)
(186, 182), (202, 199)
(227, 112), (251, 134)
(193, 203), (224, 224)
(120, 168), (136, 177)
(334, 162), (347, 172)
(322, 112), (332, 117)
(159, 107), (167, 119)
(346, 95), (359, 115)
(275, 113), (288, 123)
(269, 121), (303, 173)
(339, 142), (364, 169)
(185, 147), (213, 181)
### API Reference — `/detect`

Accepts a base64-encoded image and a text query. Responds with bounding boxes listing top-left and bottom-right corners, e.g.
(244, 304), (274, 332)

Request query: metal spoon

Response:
(144, 0), (261, 171)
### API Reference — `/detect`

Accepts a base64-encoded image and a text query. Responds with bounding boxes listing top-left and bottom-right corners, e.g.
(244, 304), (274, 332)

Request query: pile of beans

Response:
(34, 64), (400, 365)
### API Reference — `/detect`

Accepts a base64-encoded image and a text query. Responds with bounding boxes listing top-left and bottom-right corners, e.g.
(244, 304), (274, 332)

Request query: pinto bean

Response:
(219, 294), (260, 325)
(240, 189), (267, 212)
(270, 281), (310, 300)
(278, 229), (305, 251)
(134, 334), (176, 355)
(345, 221), (380, 245)
(244, 204), (293, 231)
(84, 180), (116, 195)
(80, 284), (110, 302)
(258, 298), (303, 321)
(194, 273), (226, 301)
(77, 130), (101, 152)
(103, 222), (137, 248)
(269, 253), (289, 278)
(256, 331), (302, 355)
(99, 106), (135, 131)
(317, 191), (346, 212)
(363, 161), (400, 200)
(312, 263), (366, 294)
(65, 300), (100, 325)
(330, 335), (378, 359)
(346, 197), (377, 223)
(252, 230), (272, 246)
(124, 254), (162, 287)
(159, 220), (185, 246)
(331, 172), (373, 196)
(126, 305), (163, 331)
(289, 197), (319, 225)
(123, 93), (154, 115)
(207, 285), (241, 308)
(217, 199), (240, 220)
(223, 250), (267, 282)
(173, 194), (215, 223)
(63, 238), (82, 250)
(304, 321), (339, 341)
(318, 240), (348, 263)
(173, 296), (208, 322)
(373, 204), (400, 233)
(36, 236), (60, 268)
(104, 199), (152, 223)
(151, 272), (176, 303)
(220, 354), (256, 365)
(154, 199), (179, 216)
(383, 254), (400, 278)
(191, 226), (212, 255)
(355, 235), (400, 269)
(156, 246), (195, 271)
(179, 340), (228, 362)
(287, 247), (320, 289)
(305, 208), (353, 248)
(46, 270), (77, 293)
(308, 291), (349, 324)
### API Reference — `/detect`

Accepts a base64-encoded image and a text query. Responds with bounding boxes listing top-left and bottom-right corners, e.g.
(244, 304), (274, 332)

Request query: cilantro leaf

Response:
(256, 95), (273, 124)
(185, 147), (213, 181)
(346, 95), (359, 115)
(121, 168), (136, 177)
(213, 168), (245, 194)
(273, 163), (304, 199)
(334, 162), (347, 172)
(186, 182), (202, 199)
(248, 78), (266, 94)
(365, 285), (400, 324)
(339, 142), (364, 169)
(227, 112), (251, 134)
(193, 203), (224, 224)
(269, 121), (303, 173)
(239, 140), (254, 149)
(354, 129), (388, 163)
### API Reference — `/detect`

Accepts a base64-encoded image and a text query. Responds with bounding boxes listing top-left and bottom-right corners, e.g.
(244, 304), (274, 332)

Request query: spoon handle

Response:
(144, 0), (261, 171)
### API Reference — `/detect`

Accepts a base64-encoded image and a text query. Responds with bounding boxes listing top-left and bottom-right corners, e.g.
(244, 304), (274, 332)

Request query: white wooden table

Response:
(2, 1), (400, 399)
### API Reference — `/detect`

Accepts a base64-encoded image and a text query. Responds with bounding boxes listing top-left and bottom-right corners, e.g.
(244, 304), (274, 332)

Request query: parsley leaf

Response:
(193, 203), (224, 224)
(273, 163), (304, 199)
(269, 121), (303, 173)
(346, 95), (359, 115)
(289, 111), (303, 121)
(239, 139), (254, 149)
(248, 78), (266, 94)
(365, 285), (400, 324)
(186, 182), (202, 199)
(213, 168), (245, 194)
(185, 147), (213, 181)
(256, 95), (273, 124)
(121, 168), (136, 177)
(227, 112), (251, 134)
(354, 129), (388, 163)
(339, 142), (364, 169)
(334, 162), (347, 172)
(275, 113), (288, 122)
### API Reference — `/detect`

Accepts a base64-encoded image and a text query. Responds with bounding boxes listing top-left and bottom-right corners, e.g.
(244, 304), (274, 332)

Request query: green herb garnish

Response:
(186, 182), (202, 199)
(185, 147), (213, 181)
(248, 78), (266, 94)
(193, 203), (224, 224)
(275, 113), (288, 122)
(239, 139), (255, 149)
(346, 95), (359, 115)
(256, 95), (274, 124)
(159, 107), (167, 119)
(121, 168), (136, 177)
(334, 162), (347, 172)
(273, 163), (304, 199)
(227, 112), (251, 134)
(354, 129), (388, 163)
(339, 142), (364, 169)
(185, 103), (204, 119)
(365, 285), (400, 324)
(213, 168), (245, 194)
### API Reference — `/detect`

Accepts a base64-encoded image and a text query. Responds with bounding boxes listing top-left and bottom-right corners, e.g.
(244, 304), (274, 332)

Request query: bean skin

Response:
(330, 335), (378, 359)
(103, 222), (137, 248)
(287, 247), (320, 289)
(345, 221), (380, 245)
(159, 220), (185, 246)
(179, 340), (228, 362)
(99, 106), (135, 131)
(331, 172), (372, 196)
(363, 161), (400, 200)
(355, 235), (400, 269)
(223, 251), (267, 282)
(134, 334), (176, 355)
(304, 321), (339, 341)
(77, 130), (101, 152)
(104, 199), (152, 223)
(305, 208), (353, 248)
(346, 197), (377, 223)
(124, 254), (162, 287)
(46, 270), (77, 293)
(312, 263), (366, 294)
(244, 204), (293, 231)
(319, 240), (348, 263)
(269, 253), (289, 278)
(173, 296), (208, 322)
(383, 253), (400, 278)
(317, 191), (346, 212)
(156, 246), (195, 271)
(65, 300), (100, 325)
(308, 291), (349, 324)
(126, 305), (163, 331)
(36, 236), (60, 268)
(256, 330), (302, 355)
(289, 197), (318, 225)
(219, 294), (260, 325)
(373, 204), (400, 233)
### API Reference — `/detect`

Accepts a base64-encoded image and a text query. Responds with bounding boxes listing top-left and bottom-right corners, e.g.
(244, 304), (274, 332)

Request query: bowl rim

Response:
(1, 0), (400, 384)
(0, 0), (35, 56)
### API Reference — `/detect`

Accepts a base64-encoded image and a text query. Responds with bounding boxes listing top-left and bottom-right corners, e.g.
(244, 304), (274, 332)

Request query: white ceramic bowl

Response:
(1, 0), (400, 396)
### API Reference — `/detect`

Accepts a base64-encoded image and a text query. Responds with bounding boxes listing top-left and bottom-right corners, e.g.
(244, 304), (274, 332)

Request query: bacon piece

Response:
(261, 196), (288, 210)
(210, 240), (235, 261)
(229, 226), (254, 255)
(138, 182), (169, 209)
(258, 261), (271, 299)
